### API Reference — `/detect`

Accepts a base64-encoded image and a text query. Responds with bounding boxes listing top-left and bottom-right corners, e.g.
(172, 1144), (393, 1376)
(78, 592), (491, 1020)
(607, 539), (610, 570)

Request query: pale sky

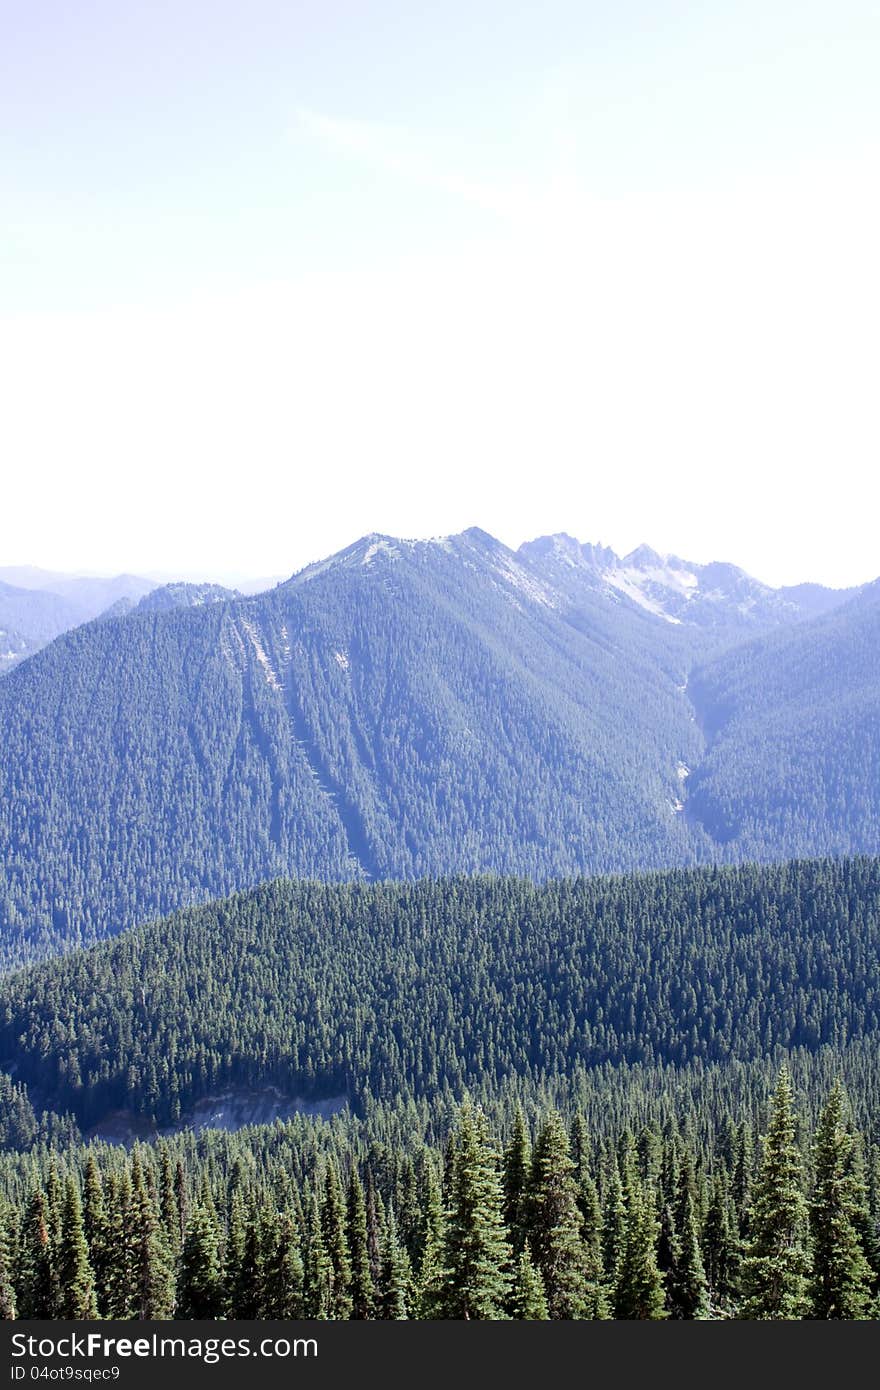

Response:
(2, 2), (879, 587)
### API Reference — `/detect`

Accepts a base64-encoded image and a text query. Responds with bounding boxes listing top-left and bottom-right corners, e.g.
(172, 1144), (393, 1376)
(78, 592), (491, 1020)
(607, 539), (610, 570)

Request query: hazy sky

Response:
(2, 2), (878, 586)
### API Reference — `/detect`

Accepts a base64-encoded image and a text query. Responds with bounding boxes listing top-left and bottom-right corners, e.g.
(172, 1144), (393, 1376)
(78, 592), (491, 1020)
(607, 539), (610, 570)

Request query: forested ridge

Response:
(1, 530), (878, 969)
(1, 859), (878, 1129)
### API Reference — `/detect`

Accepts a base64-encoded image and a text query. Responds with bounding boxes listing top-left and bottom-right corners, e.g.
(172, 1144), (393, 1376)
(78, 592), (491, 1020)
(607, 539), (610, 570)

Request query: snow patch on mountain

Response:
(603, 569), (684, 624)
(494, 556), (558, 609)
(241, 618), (282, 690)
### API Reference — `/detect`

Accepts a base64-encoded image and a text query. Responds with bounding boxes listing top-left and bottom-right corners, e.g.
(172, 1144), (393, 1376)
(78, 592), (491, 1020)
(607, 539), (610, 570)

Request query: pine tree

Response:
(377, 1204), (410, 1319)
(602, 1161), (627, 1306)
(503, 1105), (531, 1254)
(177, 1204), (224, 1318)
(260, 1212), (304, 1319)
(808, 1082), (873, 1319)
(437, 1099), (512, 1318)
(102, 1170), (135, 1319)
(526, 1110), (589, 1318)
(669, 1187), (710, 1318)
(416, 1166), (446, 1319)
(57, 1178), (98, 1319)
(511, 1247), (549, 1319)
(303, 1189), (332, 1319)
(17, 1189), (53, 1319)
(130, 1170), (175, 1319)
(321, 1161), (353, 1319)
(82, 1155), (111, 1315)
(0, 1207), (17, 1320)
(741, 1067), (810, 1319)
(347, 1171), (375, 1319)
(614, 1167), (667, 1319)
(702, 1173), (739, 1314)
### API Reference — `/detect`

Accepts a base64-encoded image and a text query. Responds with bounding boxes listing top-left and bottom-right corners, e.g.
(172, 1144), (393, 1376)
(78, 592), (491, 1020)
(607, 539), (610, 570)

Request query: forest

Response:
(1, 530), (878, 970)
(0, 858), (877, 1319)
(0, 1071), (877, 1320)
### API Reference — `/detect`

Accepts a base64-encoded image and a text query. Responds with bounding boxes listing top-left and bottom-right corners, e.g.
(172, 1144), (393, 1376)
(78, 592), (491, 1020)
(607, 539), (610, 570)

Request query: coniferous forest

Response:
(0, 859), (878, 1319)
(0, 535), (878, 1324)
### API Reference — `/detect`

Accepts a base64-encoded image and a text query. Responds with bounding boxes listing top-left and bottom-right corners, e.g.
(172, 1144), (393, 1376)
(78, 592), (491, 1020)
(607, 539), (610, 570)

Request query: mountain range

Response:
(0, 527), (876, 967)
(0, 567), (158, 675)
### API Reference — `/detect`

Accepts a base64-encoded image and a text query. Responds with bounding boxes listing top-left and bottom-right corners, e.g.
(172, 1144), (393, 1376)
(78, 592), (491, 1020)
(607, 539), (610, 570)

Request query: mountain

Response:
(519, 533), (858, 632)
(0, 568), (158, 673)
(0, 527), (876, 968)
(0, 579), (82, 645)
(0, 620), (46, 677)
(134, 580), (241, 613)
(684, 579), (880, 857)
(0, 566), (157, 619)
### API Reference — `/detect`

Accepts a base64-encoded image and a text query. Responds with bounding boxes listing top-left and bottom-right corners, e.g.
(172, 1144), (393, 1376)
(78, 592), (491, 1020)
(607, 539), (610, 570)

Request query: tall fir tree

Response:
(0, 1206), (17, 1320)
(177, 1203), (224, 1319)
(808, 1082), (873, 1319)
(321, 1161), (353, 1319)
(377, 1204), (411, 1320)
(346, 1171), (375, 1320)
(511, 1247), (549, 1320)
(17, 1188), (53, 1320)
(57, 1178), (98, 1320)
(503, 1105), (532, 1254)
(526, 1110), (590, 1318)
(741, 1067), (810, 1319)
(130, 1170), (175, 1319)
(614, 1166), (667, 1319)
(668, 1187), (710, 1318)
(260, 1212), (304, 1319)
(436, 1099), (512, 1318)
(303, 1189), (333, 1319)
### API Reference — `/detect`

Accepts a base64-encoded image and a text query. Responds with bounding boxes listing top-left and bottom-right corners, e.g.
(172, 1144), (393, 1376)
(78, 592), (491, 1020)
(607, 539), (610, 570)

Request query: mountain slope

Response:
(0, 569), (159, 673)
(0, 528), (877, 968)
(2, 859), (878, 1130)
(685, 582), (880, 856)
(0, 530), (709, 965)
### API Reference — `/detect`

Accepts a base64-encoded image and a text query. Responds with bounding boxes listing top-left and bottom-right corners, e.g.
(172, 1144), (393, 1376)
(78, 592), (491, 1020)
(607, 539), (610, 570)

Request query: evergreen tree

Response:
(57, 1178), (98, 1320)
(177, 1204), (224, 1319)
(416, 1166), (446, 1319)
(102, 1170), (135, 1319)
(0, 1208), (17, 1320)
(809, 1082), (873, 1319)
(526, 1110), (589, 1318)
(321, 1162), (353, 1319)
(669, 1187), (709, 1318)
(741, 1067), (810, 1319)
(377, 1204), (410, 1319)
(17, 1189), (53, 1319)
(601, 1161), (627, 1301)
(503, 1105), (531, 1254)
(346, 1171), (375, 1319)
(130, 1171), (175, 1319)
(82, 1154), (111, 1315)
(260, 1213), (304, 1319)
(303, 1189), (332, 1319)
(702, 1173), (739, 1315)
(615, 1167), (666, 1319)
(511, 1248), (549, 1320)
(437, 1099), (512, 1318)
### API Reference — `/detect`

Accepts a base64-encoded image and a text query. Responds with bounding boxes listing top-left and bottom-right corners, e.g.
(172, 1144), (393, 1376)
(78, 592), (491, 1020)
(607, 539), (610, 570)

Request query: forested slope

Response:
(1, 529), (878, 969)
(687, 584), (880, 855)
(2, 859), (878, 1130)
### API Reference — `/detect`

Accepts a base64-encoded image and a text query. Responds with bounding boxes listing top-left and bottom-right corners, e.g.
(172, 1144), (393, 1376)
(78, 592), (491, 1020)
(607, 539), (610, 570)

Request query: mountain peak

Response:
(622, 543), (665, 569)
